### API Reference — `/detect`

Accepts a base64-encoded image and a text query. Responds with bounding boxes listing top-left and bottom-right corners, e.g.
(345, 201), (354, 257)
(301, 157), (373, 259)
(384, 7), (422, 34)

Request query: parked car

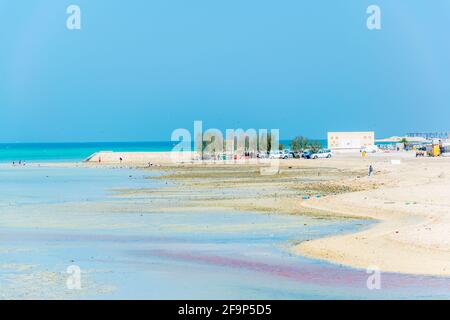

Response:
(290, 151), (302, 158)
(360, 145), (379, 153)
(269, 151), (289, 159)
(257, 152), (269, 159)
(282, 150), (293, 158)
(301, 150), (312, 159)
(310, 149), (333, 159)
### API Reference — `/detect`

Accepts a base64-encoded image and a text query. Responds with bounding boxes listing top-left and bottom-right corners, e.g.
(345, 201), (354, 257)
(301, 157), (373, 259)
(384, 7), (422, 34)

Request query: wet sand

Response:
(0, 165), (380, 299)
(100, 150), (450, 276)
(2, 152), (450, 299)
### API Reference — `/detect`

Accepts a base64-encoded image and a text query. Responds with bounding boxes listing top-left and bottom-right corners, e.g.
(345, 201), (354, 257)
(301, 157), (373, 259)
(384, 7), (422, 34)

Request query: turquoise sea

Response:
(0, 142), (178, 162)
(0, 140), (325, 163)
(7, 140), (445, 299)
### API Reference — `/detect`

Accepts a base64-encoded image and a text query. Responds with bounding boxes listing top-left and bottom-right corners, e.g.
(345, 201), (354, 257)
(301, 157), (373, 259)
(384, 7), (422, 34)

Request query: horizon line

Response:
(0, 137), (327, 145)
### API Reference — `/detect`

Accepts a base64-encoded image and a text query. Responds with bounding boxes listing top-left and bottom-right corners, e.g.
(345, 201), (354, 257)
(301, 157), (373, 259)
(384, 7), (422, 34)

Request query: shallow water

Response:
(0, 140), (301, 162)
(0, 164), (154, 205)
(0, 142), (178, 162)
(0, 165), (449, 299)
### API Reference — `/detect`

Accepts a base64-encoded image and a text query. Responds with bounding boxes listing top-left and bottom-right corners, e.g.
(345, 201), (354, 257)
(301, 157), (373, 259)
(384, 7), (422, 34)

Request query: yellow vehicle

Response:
(432, 144), (441, 157)
(427, 143), (441, 157)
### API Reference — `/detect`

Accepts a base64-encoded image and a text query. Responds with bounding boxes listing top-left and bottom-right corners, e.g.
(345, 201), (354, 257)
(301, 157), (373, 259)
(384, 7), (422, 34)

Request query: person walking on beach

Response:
(368, 164), (374, 177)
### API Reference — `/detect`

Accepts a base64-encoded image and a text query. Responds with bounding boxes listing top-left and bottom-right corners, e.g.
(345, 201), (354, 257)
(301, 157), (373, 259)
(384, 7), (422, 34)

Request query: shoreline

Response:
(13, 151), (450, 277)
(112, 151), (450, 277)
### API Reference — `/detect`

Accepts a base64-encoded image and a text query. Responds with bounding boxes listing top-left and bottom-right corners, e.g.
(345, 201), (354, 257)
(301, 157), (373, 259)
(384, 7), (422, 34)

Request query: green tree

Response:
(267, 132), (272, 153)
(400, 137), (408, 149)
(260, 132), (282, 153)
(308, 140), (322, 153)
(290, 136), (309, 151)
(261, 132), (273, 153)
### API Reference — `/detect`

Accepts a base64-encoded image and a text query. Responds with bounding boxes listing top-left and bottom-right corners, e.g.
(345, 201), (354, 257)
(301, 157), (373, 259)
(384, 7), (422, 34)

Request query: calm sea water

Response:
(0, 140), (322, 163)
(1, 165), (449, 299)
(0, 142), (178, 162)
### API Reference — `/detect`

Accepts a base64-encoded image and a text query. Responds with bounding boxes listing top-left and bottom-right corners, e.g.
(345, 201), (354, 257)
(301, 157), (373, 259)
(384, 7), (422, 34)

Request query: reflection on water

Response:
(0, 165), (449, 299)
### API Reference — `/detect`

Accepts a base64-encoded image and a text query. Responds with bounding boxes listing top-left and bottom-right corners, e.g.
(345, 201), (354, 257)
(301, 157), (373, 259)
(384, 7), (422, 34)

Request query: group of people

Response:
(12, 160), (26, 166)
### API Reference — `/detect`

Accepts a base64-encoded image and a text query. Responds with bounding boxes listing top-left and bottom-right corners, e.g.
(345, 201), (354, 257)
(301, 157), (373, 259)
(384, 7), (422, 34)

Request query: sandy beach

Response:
(294, 154), (450, 276)
(0, 162), (378, 299)
(5, 0), (450, 303)
(87, 150), (450, 277)
(2, 150), (450, 299)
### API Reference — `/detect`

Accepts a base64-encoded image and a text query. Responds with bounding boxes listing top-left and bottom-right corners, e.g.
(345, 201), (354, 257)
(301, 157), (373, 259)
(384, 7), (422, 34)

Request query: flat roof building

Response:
(328, 132), (375, 151)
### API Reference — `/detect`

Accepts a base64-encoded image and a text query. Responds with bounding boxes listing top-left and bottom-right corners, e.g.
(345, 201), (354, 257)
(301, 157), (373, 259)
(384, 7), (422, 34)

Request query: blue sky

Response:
(1, 1), (450, 142)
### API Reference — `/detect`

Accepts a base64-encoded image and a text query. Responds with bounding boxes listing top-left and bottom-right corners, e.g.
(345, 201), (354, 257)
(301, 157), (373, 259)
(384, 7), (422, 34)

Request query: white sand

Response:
(295, 153), (450, 276)
(86, 150), (450, 276)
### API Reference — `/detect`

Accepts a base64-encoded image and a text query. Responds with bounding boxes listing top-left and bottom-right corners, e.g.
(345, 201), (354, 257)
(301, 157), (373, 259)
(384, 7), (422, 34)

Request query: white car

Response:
(269, 151), (289, 159)
(283, 150), (294, 158)
(257, 152), (269, 159)
(360, 145), (379, 153)
(310, 149), (333, 159)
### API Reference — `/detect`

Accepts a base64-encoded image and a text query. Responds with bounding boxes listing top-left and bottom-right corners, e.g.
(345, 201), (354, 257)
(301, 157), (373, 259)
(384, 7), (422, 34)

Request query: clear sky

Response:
(1, 1), (450, 142)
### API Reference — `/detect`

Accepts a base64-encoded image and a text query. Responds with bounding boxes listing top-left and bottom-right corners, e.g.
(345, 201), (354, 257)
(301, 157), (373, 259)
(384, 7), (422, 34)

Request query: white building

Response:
(328, 132), (375, 151)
